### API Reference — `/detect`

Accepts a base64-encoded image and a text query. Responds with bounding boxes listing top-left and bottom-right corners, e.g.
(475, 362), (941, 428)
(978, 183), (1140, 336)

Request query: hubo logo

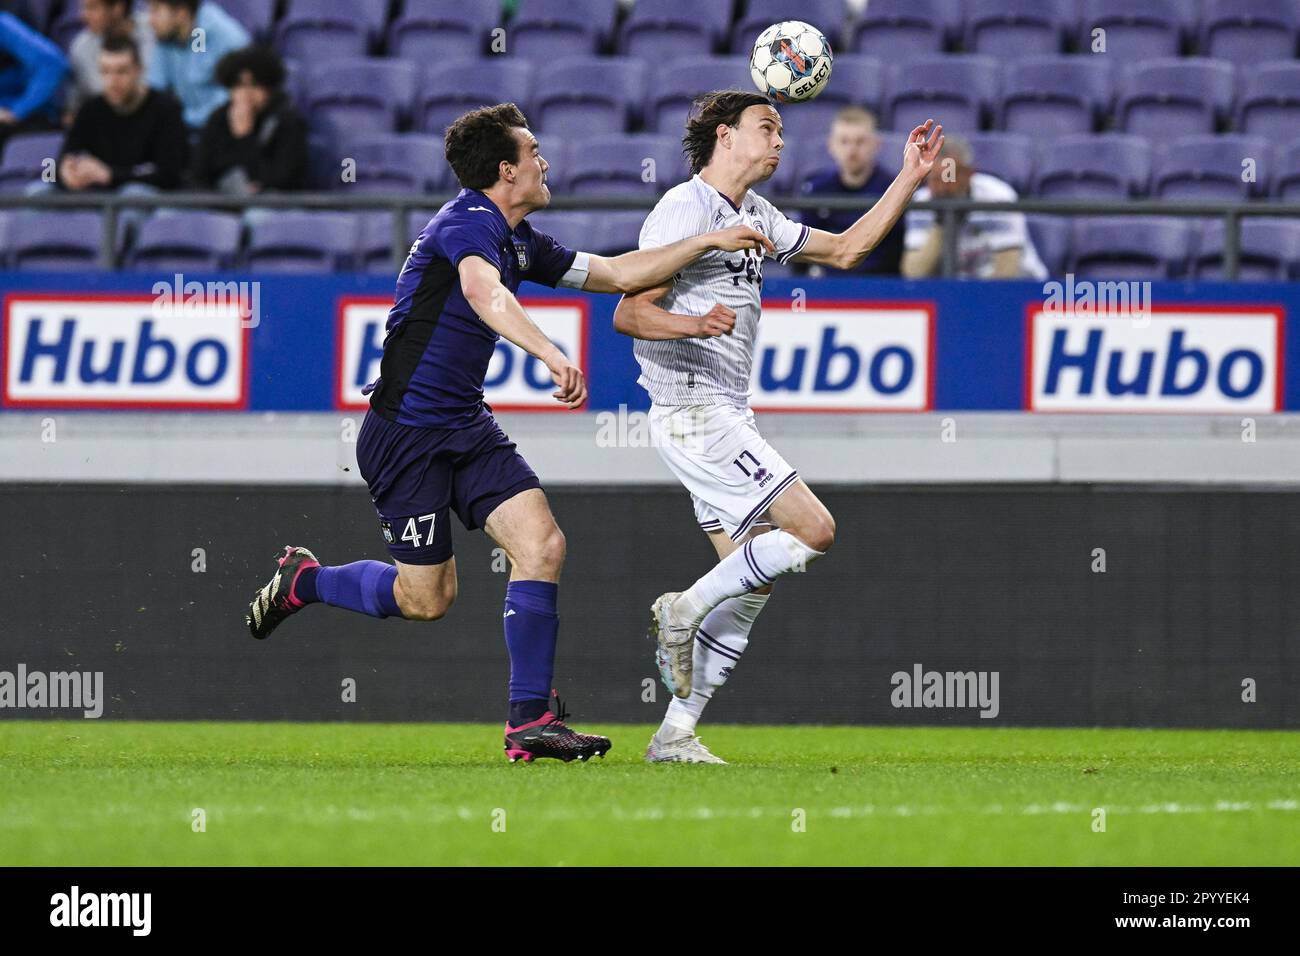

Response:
(336, 296), (589, 410)
(750, 302), (933, 411)
(891, 664), (1000, 719)
(50, 886), (151, 936)
(1029, 304), (1283, 412)
(3, 292), (249, 409)
(0, 664), (104, 718)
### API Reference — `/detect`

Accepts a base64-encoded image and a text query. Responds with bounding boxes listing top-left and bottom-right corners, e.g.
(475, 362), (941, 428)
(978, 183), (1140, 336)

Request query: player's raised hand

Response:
(693, 303), (737, 338)
(547, 355), (587, 408)
(708, 225), (775, 256)
(902, 118), (944, 180)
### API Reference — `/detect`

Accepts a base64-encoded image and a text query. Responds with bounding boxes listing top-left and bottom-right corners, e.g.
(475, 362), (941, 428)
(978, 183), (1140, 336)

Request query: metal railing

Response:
(2, 192), (1297, 277)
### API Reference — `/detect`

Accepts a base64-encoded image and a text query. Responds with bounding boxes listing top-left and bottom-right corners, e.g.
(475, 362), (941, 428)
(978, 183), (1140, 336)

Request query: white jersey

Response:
(904, 172), (1048, 280)
(633, 174), (810, 406)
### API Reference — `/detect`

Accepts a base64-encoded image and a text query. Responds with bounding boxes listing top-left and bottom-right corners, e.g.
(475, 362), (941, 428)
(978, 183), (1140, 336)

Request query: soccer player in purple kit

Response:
(243, 103), (772, 763)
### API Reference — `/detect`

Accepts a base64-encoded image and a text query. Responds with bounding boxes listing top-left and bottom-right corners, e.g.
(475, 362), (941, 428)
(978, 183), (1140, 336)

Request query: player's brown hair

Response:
(444, 102), (531, 191)
(681, 90), (775, 175)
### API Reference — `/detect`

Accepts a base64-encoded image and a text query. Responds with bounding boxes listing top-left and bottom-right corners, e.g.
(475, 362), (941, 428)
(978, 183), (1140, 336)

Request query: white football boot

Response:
(644, 731), (727, 764)
(648, 591), (697, 698)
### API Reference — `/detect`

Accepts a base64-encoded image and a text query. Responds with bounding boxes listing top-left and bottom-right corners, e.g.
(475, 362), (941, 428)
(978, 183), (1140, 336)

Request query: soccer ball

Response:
(749, 21), (833, 104)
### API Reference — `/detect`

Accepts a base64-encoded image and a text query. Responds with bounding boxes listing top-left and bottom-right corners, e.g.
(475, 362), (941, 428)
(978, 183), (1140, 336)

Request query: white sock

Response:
(675, 531), (820, 624)
(660, 591), (770, 739)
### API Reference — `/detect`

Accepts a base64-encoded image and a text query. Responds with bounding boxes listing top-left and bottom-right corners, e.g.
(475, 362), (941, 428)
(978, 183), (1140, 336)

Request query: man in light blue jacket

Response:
(146, 0), (249, 128)
(0, 10), (69, 147)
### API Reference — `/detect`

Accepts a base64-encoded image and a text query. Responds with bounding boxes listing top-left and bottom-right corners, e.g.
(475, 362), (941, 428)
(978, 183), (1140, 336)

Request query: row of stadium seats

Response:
(26, 0), (1300, 70)
(70, 53), (1297, 143)
(10, 128), (1300, 201)
(4, 208), (1300, 281)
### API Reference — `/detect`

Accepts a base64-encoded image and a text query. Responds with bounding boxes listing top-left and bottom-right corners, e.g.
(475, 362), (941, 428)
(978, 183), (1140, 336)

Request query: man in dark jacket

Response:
(59, 33), (186, 191)
(193, 45), (307, 193)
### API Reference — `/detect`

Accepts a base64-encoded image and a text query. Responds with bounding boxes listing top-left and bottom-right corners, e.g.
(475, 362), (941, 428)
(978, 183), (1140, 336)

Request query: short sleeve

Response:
(639, 199), (706, 250)
(434, 209), (505, 273)
(757, 195), (810, 263)
(524, 227), (588, 289)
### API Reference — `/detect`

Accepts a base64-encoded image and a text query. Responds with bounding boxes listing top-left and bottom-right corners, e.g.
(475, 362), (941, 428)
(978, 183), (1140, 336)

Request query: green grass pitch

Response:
(1, 722), (1297, 866)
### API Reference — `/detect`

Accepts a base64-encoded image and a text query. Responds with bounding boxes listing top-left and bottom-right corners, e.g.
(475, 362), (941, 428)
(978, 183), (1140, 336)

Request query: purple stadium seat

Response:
(245, 212), (358, 273)
(388, 0), (499, 61)
(853, 0), (949, 58)
(965, 0), (1070, 58)
(127, 211), (244, 272)
(965, 132), (1034, 195)
(1000, 56), (1112, 136)
(588, 210), (650, 256)
(0, 211), (10, 266)
(1077, 0), (1185, 61)
(1154, 134), (1263, 201)
(644, 58), (752, 133)
(887, 55), (1000, 134)
(1026, 216), (1071, 275)
(620, 0), (728, 62)
(417, 59), (533, 136)
(276, 6), (369, 61)
(15, 0), (57, 32)
(1117, 58), (1236, 140)
(526, 211), (605, 255)
(1238, 63), (1300, 135)
(344, 134), (448, 193)
(284, 0), (387, 42)
(0, 132), (63, 193)
(1200, 0), (1298, 69)
(731, 0), (849, 52)
(563, 134), (683, 196)
(1193, 218), (1300, 281)
(1071, 217), (1194, 280)
(10, 211), (104, 271)
(773, 56), (889, 146)
(304, 59), (418, 137)
(219, 0), (278, 41)
(1153, 135), (1269, 202)
(532, 57), (646, 137)
(358, 211), (430, 274)
(405, 209), (441, 243)
(1035, 134), (1151, 199)
(1274, 142), (1300, 199)
(510, 0), (618, 60)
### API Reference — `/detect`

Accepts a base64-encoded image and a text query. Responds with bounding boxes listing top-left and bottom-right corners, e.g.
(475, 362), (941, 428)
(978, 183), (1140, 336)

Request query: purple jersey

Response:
(364, 188), (581, 427)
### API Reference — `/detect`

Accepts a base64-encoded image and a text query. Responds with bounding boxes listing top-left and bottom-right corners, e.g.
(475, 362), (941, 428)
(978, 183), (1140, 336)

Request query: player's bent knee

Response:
(789, 514), (835, 555)
(516, 526), (566, 578)
(399, 587), (455, 622)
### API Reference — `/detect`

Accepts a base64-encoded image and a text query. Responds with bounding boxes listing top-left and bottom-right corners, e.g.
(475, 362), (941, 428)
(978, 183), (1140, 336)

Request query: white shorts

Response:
(648, 402), (800, 541)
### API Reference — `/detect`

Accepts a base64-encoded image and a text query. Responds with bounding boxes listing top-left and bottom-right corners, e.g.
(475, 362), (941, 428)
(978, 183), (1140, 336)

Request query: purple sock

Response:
(504, 580), (558, 724)
(315, 561), (401, 618)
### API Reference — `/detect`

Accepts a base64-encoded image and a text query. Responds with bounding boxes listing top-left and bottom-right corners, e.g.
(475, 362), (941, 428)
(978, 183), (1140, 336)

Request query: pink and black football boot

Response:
(245, 545), (320, 640)
(504, 691), (612, 763)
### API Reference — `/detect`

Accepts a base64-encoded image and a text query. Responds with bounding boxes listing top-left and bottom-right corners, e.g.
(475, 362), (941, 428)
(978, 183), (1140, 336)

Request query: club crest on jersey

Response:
(380, 521), (395, 544)
(512, 240), (530, 270)
(752, 467), (770, 484)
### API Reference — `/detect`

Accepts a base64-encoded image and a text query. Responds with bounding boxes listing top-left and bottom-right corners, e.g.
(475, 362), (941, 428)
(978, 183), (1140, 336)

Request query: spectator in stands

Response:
(65, 0), (156, 118)
(146, 0), (249, 129)
(798, 106), (903, 276)
(902, 135), (1047, 280)
(58, 34), (187, 191)
(193, 46), (307, 193)
(0, 9), (68, 148)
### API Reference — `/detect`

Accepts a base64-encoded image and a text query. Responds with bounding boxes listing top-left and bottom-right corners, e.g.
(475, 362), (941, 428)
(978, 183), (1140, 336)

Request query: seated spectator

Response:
(0, 9), (68, 148)
(902, 135), (1048, 280)
(147, 0), (249, 129)
(798, 106), (903, 276)
(193, 46), (307, 193)
(58, 34), (187, 191)
(65, 0), (156, 119)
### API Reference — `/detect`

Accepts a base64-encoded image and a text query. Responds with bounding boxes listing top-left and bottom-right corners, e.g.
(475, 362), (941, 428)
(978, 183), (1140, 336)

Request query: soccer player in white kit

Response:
(614, 91), (943, 763)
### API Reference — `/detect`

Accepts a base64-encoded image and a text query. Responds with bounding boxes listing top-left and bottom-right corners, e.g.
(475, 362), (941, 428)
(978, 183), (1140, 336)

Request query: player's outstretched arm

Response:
(795, 119), (945, 271)
(613, 285), (736, 341)
(459, 256), (586, 407)
(581, 225), (774, 293)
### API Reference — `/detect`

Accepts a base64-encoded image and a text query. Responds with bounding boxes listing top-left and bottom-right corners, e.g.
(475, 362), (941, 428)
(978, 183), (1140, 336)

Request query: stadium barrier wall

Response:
(0, 483), (1295, 728)
(1, 273), (1296, 414)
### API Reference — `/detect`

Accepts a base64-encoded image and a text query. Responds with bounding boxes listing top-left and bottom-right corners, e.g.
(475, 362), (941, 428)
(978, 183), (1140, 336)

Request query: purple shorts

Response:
(356, 407), (540, 565)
